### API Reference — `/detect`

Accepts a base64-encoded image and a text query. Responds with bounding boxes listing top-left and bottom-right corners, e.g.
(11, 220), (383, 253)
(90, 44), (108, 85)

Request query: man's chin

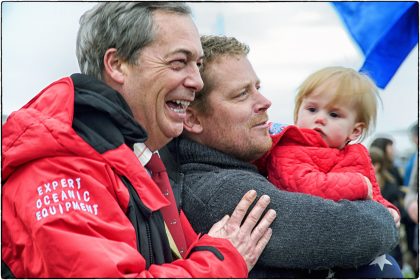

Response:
(243, 138), (272, 162)
(167, 123), (184, 139)
(257, 134), (272, 149)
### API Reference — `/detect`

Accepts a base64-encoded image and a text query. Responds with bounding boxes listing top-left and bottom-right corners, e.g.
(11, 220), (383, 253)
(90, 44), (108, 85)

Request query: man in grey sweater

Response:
(163, 35), (400, 278)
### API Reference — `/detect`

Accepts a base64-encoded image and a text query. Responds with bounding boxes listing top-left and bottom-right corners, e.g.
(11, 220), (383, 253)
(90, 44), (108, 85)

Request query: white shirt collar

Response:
(133, 142), (155, 166)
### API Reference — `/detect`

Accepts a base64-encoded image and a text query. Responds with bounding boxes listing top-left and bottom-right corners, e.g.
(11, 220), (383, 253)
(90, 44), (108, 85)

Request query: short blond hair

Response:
(191, 35), (250, 115)
(294, 66), (380, 141)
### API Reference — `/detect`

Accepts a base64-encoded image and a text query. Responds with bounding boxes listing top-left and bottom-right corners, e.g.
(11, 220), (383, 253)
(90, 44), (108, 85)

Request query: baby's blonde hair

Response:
(294, 66), (380, 141)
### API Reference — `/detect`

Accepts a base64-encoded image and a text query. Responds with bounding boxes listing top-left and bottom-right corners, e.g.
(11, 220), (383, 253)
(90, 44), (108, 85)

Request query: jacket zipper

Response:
(145, 220), (153, 266)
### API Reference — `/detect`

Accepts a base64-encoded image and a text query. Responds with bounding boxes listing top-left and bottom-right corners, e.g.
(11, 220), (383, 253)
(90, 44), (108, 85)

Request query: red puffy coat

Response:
(2, 75), (247, 278)
(257, 125), (398, 212)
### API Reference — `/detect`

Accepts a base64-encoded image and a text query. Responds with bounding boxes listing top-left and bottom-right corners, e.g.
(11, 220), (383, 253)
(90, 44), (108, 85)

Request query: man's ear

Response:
(348, 122), (364, 141)
(183, 107), (203, 134)
(103, 48), (125, 84)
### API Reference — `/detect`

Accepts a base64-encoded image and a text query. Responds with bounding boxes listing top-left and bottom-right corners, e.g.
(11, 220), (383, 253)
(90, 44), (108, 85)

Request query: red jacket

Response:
(2, 74), (247, 278)
(257, 125), (398, 212)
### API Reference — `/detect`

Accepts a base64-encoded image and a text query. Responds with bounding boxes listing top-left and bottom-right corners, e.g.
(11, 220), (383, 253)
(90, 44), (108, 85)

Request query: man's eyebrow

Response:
(165, 48), (204, 60)
(247, 78), (261, 88)
(231, 80), (252, 92)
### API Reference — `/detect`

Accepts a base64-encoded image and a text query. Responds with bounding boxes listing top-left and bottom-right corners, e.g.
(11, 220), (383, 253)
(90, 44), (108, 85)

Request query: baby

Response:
(257, 66), (400, 225)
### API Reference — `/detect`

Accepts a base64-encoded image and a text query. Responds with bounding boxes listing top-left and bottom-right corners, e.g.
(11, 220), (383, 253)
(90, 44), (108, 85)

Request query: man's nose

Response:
(185, 64), (204, 92)
(255, 92), (272, 113)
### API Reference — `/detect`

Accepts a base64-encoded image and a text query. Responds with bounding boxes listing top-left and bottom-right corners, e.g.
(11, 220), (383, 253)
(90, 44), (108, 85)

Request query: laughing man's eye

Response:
(170, 60), (187, 70)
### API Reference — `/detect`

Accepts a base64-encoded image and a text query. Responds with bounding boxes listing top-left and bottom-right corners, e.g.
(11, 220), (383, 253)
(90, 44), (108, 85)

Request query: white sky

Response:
(2, 2), (419, 155)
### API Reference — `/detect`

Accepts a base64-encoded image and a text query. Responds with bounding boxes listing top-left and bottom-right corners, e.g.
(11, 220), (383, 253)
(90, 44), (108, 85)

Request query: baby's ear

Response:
(183, 107), (203, 134)
(348, 122), (365, 141)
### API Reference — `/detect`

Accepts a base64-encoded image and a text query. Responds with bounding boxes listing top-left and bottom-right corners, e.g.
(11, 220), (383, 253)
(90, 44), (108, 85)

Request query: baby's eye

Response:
(307, 107), (316, 113)
(330, 112), (340, 118)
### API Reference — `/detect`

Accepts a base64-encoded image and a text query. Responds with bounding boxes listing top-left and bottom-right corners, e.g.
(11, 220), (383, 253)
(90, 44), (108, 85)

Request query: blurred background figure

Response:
(404, 155), (418, 278)
(370, 135), (418, 278)
(403, 122), (419, 278)
(404, 122), (419, 186)
(369, 147), (405, 268)
(370, 137), (404, 185)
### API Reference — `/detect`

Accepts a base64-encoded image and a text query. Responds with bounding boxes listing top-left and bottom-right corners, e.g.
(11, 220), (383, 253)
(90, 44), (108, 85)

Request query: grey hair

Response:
(76, 2), (192, 80)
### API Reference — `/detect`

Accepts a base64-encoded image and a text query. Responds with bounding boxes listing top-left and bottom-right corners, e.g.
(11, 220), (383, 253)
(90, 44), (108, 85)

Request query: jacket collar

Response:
(72, 73), (148, 152)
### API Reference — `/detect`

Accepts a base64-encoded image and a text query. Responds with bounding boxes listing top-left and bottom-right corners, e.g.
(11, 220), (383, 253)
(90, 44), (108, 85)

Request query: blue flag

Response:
(333, 2), (419, 89)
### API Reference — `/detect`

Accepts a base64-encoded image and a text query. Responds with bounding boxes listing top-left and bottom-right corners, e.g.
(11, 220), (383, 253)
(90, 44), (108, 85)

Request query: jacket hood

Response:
(255, 124), (328, 174)
(271, 125), (329, 148)
(2, 74), (147, 181)
(3, 77), (76, 181)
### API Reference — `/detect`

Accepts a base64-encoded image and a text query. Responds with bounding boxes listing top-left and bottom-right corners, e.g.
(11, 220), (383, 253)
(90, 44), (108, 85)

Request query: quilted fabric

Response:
(257, 125), (397, 212)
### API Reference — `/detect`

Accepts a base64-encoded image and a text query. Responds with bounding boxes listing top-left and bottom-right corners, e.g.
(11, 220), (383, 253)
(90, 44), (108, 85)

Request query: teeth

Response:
(167, 99), (190, 114)
(170, 108), (186, 113)
(174, 100), (190, 108)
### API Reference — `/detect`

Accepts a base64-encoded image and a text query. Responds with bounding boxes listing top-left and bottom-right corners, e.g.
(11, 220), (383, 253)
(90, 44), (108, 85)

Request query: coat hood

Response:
(2, 74), (147, 181)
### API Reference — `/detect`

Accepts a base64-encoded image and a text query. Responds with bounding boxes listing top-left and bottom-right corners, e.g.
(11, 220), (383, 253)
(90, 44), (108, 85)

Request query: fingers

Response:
(387, 208), (401, 228)
(394, 215), (401, 228)
(362, 175), (373, 199)
(240, 195), (271, 233)
(208, 215), (230, 237)
(250, 209), (276, 242)
(244, 227), (274, 272)
(216, 215), (230, 230)
(228, 190), (257, 226)
(407, 202), (418, 223)
(251, 228), (273, 268)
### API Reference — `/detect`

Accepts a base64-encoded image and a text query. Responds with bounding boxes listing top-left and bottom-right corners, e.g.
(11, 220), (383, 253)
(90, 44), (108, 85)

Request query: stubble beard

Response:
(223, 130), (272, 162)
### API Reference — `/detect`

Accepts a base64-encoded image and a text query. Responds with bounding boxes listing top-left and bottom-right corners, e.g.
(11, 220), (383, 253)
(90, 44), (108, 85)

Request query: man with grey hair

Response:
(2, 3), (275, 278)
(165, 35), (401, 278)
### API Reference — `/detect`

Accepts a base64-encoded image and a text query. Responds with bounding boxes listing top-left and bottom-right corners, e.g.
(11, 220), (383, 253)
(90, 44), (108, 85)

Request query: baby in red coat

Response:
(257, 66), (400, 226)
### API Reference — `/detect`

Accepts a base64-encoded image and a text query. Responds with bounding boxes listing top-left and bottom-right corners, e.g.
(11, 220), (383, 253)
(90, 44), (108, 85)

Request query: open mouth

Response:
(166, 100), (190, 113)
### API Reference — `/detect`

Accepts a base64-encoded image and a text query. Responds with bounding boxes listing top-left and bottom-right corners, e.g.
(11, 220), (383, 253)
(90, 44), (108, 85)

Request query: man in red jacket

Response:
(1, 3), (275, 278)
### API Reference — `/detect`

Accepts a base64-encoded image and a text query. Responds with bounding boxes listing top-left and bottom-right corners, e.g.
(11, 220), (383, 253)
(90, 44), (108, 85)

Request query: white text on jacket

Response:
(35, 177), (99, 221)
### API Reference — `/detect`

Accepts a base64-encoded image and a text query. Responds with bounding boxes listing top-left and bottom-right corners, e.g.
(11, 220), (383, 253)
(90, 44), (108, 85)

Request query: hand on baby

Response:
(362, 176), (373, 200)
(387, 207), (401, 228)
(361, 175), (400, 227)
(407, 200), (418, 224)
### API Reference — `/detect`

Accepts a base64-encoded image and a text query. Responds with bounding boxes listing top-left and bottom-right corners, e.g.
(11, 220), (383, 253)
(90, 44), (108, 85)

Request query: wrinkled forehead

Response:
(152, 10), (202, 52)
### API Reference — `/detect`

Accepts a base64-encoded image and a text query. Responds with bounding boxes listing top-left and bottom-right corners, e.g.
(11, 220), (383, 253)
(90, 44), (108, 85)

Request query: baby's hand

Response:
(387, 207), (401, 228)
(362, 175), (373, 199)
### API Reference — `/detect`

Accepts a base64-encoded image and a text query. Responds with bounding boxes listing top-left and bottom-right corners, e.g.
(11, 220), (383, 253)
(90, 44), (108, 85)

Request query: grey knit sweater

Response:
(165, 137), (399, 275)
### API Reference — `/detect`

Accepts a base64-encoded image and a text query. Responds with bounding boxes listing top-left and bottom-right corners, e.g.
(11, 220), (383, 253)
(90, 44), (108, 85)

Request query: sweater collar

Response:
(169, 136), (258, 172)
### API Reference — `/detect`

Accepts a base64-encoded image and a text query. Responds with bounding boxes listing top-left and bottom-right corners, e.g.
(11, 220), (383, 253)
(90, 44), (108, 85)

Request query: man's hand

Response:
(208, 190), (276, 272)
(362, 175), (373, 199)
(407, 200), (418, 224)
(387, 207), (401, 228)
